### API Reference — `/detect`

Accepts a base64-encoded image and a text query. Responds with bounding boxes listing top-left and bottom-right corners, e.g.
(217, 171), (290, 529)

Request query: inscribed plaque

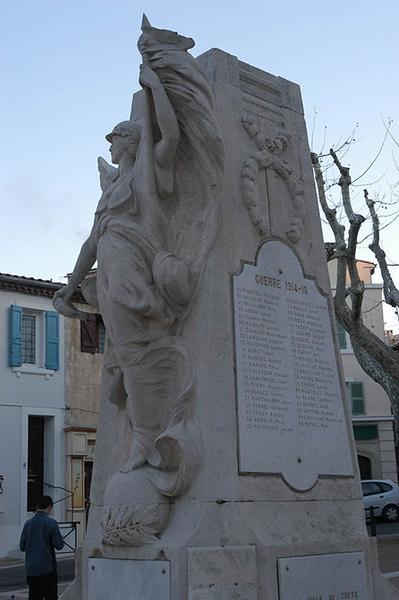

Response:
(88, 558), (170, 600)
(278, 552), (369, 600)
(233, 240), (353, 489)
(188, 545), (257, 599)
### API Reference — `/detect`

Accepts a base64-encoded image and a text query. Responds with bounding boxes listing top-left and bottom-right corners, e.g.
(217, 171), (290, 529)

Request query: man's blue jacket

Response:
(19, 511), (65, 576)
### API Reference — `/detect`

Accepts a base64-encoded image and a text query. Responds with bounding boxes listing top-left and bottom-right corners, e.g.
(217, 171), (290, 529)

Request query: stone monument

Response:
(54, 15), (398, 600)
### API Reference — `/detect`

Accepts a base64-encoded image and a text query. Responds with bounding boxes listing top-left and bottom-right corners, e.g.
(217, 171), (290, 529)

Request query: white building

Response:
(329, 260), (398, 482)
(0, 274), (65, 557)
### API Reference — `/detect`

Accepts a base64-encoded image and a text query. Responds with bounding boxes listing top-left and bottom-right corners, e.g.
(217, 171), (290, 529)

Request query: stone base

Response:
(61, 538), (399, 600)
(188, 545), (257, 599)
(60, 499), (399, 600)
(88, 558), (170, 599)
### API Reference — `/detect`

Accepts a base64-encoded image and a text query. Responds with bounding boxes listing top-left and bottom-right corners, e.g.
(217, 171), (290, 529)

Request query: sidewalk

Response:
(377, 536), (399, 590)
(0, 555), (74, 568)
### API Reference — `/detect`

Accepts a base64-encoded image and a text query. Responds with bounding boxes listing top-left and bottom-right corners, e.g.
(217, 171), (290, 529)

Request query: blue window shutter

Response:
(9, 305), (22, 366)
(350, 382), (365, 415)
(45, 311), (59, 370)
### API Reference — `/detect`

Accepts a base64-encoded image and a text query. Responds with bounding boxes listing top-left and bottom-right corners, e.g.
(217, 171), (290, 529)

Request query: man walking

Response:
(19, 495), (65, 600)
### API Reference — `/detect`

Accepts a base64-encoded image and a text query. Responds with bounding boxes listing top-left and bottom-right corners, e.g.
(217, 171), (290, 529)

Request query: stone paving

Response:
(0, 582), (69, 600)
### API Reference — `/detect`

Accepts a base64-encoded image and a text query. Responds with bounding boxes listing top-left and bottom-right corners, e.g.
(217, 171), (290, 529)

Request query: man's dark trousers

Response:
(27, 571), (58, 600)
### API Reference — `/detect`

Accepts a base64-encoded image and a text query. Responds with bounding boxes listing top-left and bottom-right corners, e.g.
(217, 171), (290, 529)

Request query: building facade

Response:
(0, 274), (65, 557)
(329, 260), (398, 482)
(0, 273), (103, 556)
(63, 285), (102, 542)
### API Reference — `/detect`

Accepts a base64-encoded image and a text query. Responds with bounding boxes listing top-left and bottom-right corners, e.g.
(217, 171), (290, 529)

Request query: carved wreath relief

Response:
(241, 117), (305, 242)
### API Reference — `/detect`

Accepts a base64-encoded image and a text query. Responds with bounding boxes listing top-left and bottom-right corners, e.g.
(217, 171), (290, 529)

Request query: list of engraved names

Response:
(235, 273), (342, 436)
(233, 241), (353, 483)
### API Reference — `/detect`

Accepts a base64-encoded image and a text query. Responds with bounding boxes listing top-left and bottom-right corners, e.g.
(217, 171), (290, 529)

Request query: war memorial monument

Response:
(54, 15), (398, 600)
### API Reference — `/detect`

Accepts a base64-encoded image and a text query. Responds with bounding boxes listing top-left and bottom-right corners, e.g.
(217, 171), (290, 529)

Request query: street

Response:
(0, 557), (74, 599)
(0, 582), (70, 600)
(367, 519), (399, 536)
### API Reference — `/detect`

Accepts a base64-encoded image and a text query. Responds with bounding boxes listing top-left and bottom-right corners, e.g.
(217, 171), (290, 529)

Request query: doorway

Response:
(27, 416), (44, 511)
(84, 460), (93, 526)
(358, 455), (372, 480)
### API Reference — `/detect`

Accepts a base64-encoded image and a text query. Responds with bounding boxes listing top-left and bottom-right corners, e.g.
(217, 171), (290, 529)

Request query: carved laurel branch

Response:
(101, 503), (165, 546)
(241, 150), (272, 235)
(241, 117), (305, 242)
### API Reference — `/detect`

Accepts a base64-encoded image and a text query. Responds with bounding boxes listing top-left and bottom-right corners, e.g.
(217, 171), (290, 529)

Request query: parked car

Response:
(361, 479), (399, 522)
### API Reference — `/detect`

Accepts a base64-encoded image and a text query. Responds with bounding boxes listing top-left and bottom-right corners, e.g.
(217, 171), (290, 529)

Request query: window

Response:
(380, 482), (393, 493)
(361, 481), (381, 496)
(22, 313), (37, 364)
(81, 314), (106, 354)
(346, 382), (365, 415)
(98, 320), (106, 353)
(353, 425), (378, 440)
(336, 321), (348, 350)
(8, 306), (59, 370)
(335, 320), (353, 352)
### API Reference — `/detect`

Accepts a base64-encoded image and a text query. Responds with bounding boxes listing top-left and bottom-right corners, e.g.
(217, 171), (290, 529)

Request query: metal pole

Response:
(369, 506), (377, 537)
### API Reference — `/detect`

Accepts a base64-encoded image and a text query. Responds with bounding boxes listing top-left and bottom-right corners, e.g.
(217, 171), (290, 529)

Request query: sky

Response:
(1, 1), (398, 325)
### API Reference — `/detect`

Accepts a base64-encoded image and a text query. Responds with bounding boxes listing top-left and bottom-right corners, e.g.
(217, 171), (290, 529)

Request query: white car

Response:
(362, 479), (399, 522)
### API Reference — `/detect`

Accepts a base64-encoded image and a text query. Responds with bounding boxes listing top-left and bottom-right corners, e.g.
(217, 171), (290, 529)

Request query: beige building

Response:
(329, 259), (397, 482)
(63, 286), (103, 543)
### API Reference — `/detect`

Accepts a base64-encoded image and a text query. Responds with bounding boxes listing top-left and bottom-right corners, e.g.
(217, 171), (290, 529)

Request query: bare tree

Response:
(311, 148), (399, 427)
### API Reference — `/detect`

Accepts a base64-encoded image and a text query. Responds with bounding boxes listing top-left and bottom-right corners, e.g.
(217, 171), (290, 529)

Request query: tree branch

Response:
(313, 144), (399, 432)
(330, 149), (365, 322)
(311, 152), (347, 307)
(365, 189), (399, 308)
(352, 339), (399, 430)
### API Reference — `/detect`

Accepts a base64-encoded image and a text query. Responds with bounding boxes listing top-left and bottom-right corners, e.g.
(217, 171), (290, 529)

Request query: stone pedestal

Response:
(63, 49), (398, 600)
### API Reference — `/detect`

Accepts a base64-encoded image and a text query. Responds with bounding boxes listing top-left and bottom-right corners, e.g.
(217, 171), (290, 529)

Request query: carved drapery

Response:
(92, 18), (224, 546)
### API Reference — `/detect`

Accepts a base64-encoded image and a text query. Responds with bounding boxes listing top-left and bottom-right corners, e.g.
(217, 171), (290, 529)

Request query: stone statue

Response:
(53, 16), (223, 545)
